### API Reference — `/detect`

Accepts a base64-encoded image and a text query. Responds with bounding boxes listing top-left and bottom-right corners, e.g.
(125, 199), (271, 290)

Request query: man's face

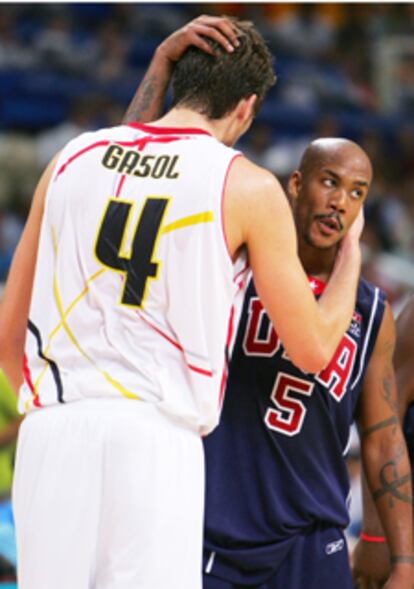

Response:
(289, 149), (371, 250)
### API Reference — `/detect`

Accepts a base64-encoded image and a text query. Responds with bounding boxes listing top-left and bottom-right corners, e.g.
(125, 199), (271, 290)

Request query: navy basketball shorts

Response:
(203, 526), (353, 589)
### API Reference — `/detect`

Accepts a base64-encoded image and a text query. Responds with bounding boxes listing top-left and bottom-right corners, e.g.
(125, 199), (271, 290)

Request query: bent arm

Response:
(354, 303), (413, 589)
(123, 48), (173, 124)
(224, 157), (361, 373)
(123, 16), (239, 124)
(0, 156), (57, 393)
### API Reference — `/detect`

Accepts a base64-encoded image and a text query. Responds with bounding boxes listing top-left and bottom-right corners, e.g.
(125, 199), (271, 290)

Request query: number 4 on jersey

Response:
(95, 196), (170, 308)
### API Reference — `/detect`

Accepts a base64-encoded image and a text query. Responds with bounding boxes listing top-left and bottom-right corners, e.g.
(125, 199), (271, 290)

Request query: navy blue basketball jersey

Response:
(203, 275), (385, 584)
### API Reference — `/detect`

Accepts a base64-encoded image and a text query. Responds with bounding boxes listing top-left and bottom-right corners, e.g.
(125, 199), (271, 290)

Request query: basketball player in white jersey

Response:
(0, 16), (363, 589)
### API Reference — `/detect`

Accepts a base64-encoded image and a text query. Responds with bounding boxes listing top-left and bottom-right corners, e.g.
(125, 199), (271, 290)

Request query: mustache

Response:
(314, 213), (344, 231)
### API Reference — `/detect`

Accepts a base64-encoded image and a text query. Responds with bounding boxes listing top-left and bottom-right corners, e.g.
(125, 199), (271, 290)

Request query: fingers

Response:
(159, 15), (241, 63)
(190, 15), (241, 53)
(195, 15), (240, 48)
(185, 34), (215, 56)
(189, 23), (236, 54)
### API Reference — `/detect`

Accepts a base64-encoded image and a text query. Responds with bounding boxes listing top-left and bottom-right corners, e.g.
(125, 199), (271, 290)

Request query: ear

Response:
(236, 94), (257, 126)
(287, 171), (302, 202)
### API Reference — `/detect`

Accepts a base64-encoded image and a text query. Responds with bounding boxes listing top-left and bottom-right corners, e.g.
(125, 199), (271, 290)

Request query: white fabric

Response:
(13, 399), (204, 589)
(20, 123), (248, 435)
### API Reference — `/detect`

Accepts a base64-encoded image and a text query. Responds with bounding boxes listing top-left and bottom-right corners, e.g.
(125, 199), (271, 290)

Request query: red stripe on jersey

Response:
(55, 134), (193, 179)
(138, 313), (213, 378)
(115, 175), (126, 197)
(188, 363), (214, 378)
(218, 365), (228, 409)
(126, 122), (212, 136)
(220, 153), (243, 264)
(22, 354), (42, 408)
(124, 135), (190, 151)
(55, 140), (111, 178)
(218, 304), (236, 407)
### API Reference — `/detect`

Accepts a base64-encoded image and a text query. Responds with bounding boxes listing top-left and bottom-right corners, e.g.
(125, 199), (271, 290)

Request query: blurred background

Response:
(0, 2), (413, 582)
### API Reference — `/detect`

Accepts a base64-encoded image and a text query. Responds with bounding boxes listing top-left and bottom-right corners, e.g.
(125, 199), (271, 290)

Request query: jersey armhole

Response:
(220, 153), (243, 265)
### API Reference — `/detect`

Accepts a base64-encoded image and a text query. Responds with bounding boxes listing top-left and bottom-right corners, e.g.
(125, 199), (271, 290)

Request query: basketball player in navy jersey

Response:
(352, 295), (414, 588)
(199, 140), (412, 589)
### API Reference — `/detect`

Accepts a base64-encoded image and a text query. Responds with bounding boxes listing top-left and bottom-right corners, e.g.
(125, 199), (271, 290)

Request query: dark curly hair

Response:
(171, 19), (276, 119)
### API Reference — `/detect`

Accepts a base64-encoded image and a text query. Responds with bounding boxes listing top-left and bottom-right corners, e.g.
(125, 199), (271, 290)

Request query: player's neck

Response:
(298, 240), (339, 283)
(150, 108), (232, 143)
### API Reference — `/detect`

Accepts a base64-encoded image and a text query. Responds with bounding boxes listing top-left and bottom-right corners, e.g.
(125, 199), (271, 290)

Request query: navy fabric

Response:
(203, 276), (385, 584)
(204, 526), (352, 589)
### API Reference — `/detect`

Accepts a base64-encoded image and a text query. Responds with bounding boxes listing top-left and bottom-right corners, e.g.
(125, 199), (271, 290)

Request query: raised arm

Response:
(353, 296), (414, 587)
(123, 16), (240, 124)
(353, 302), (413, 589)
(0, 156), (57, 392)
(224, 156), (362, 373)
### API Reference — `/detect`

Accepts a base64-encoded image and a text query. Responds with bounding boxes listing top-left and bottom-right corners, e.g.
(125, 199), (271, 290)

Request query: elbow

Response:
(288, 343), (331, 374)
(0, 332), (24, 368)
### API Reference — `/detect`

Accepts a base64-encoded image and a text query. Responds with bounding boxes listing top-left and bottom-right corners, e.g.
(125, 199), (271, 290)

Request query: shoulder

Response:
(227, 156), (283, 199)
(357, 278), (393, 365)
(357, 276), (386, 303)
(223, 156), (294, 260)
(61, 125), (131, 153)
(356, 277), (387, 322)
(396, 295), (414, 357)
(225, 156), (290, 235)
(368, 299), (395, 361)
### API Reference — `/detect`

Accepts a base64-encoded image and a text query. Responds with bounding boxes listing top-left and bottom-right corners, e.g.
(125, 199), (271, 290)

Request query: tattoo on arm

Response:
(382, 366), (399, 415)
(390, 555), (414, 565)
(127, 74), (157, 121)
(372, 453), (412, 506)
(361, 415), (399, 437)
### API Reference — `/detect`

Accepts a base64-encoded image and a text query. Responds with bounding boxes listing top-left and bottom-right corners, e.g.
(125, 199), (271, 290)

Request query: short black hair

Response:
(171, 19), (276, 119)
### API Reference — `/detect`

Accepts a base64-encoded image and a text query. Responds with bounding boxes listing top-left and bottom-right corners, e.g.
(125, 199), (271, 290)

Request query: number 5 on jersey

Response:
(94, 196), (170, 309)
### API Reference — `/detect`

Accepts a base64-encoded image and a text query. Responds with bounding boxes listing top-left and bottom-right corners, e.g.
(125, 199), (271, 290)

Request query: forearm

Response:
(360, 471), (386, 537)
(317, 241), (361, 358)
(362, 434), (413, 566)
(123, 47), (173, 124)
(0, 419), (22, 447)
(0, 351), (24, 394)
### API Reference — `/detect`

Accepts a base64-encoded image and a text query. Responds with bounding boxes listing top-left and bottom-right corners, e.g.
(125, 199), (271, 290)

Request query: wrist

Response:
(360, 531), (386, 543)
(390, 555), (414, 566)
(341, 236), (361, 257)
(154, 45), (175, 71)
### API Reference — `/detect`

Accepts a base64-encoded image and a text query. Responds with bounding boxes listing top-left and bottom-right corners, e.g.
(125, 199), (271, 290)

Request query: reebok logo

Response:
(325, 539), (344, 555)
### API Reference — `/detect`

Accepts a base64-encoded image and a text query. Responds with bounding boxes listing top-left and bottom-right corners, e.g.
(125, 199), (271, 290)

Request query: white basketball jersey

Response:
(20, 122), (248, 435)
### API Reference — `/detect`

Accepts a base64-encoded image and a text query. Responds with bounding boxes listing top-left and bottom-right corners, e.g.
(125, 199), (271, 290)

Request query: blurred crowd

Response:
(0, 4), (413, 297)
(0, 3), (413, 565)
(0, 3), (413, 307)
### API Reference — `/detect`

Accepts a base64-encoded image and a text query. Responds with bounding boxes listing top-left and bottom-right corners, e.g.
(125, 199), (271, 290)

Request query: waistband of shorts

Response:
(25, 398), (201, 436)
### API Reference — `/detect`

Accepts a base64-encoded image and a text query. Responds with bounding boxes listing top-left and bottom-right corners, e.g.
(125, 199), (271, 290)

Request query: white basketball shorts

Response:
(12, 399), (204, 589)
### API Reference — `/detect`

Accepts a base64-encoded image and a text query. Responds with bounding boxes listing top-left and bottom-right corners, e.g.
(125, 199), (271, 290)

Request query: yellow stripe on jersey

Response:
(34, 267), (106, 391)
(42, 227), (140, 400)
(52, 267), (140, 400)
(161, 211), (214, 235)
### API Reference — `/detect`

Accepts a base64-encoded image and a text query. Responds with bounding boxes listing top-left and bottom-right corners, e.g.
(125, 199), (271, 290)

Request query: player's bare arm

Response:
(224, 156), (362, 374)
(123, 15), (240, 124)
(0, 155), (58, 392)
(395, 295), (414, 416)
(353, 302), (413, 589)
